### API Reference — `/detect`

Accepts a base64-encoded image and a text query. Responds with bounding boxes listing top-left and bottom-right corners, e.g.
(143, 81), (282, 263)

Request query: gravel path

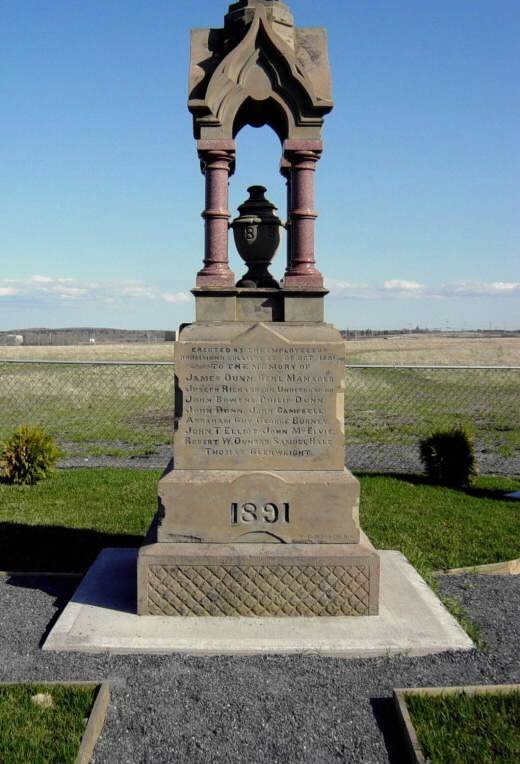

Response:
(59, 443), (520, 477)
(0, 573), (519, 763)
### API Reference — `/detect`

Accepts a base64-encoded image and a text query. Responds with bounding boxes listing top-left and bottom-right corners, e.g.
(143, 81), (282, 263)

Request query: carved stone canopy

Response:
(189, 0), (333, 142)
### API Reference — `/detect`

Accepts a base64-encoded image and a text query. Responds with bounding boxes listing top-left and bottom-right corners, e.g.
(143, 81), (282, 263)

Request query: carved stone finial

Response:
(225, 1), (295, 48)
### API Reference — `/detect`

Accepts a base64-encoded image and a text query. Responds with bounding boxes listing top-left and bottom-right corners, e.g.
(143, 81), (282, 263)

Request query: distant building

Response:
(5, 334), (24, 346)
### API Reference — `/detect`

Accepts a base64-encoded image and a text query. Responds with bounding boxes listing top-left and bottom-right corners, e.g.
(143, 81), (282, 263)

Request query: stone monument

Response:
(137, 0), (380, 617)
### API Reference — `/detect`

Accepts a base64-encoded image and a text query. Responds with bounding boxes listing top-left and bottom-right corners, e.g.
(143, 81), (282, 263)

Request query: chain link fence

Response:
(0, 361), (519, 476)
(345, 365), (519, 476)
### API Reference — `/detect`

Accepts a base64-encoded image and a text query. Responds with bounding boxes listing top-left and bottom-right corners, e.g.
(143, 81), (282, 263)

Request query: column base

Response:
(283, 273), (324, 288)
(196, 270), (236, 288)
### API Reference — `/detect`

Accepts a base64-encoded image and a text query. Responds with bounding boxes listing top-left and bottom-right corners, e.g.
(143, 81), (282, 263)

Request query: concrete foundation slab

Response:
(43, 549), (474, 657)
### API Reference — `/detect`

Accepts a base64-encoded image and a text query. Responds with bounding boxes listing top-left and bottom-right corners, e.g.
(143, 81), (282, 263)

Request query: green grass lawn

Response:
(0, 683), (97, 764)
(1, 468), (518, 576)
(405, 691), (520, 764)
(0, 469), (159, 571)
(360, 474), (520, 579)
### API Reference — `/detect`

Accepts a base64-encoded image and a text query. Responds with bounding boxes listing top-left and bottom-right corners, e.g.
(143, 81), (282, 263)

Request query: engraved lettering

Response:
(177, 342), (342, 465)
(230, 502), (291, 525)
(262, 503), (278, 523)
(241, 503), (257, 523)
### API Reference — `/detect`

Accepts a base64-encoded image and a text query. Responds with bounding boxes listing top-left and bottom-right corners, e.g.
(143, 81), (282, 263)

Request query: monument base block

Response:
(157, 466), (361, 545)
(137, 540), (379, 617)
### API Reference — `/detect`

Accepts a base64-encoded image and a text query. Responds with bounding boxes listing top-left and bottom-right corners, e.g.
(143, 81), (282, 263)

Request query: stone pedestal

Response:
(137, 289), (380, 617)
(138, 541), (379, 617)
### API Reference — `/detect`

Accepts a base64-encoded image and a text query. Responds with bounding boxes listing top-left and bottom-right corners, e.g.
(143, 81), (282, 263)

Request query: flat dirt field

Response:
(345, 335), (520, 366)
(0, 342), (175, 362)
(1, 335), (519, 365)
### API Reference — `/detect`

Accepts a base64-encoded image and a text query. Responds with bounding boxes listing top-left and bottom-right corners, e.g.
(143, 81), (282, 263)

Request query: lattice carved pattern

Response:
(146, 564), (371, 617)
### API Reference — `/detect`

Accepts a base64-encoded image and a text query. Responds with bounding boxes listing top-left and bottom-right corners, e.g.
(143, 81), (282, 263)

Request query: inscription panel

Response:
(174, 329), (345, 470)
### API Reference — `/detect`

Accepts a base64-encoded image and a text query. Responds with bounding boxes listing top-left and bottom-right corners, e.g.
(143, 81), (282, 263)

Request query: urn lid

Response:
(233, 185), (281, 225)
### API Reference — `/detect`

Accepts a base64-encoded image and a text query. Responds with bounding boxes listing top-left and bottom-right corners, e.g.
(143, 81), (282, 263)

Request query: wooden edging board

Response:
(436, 558), (520, 576)
(393, 684), (520, 764)
(0, 680), (110, 764)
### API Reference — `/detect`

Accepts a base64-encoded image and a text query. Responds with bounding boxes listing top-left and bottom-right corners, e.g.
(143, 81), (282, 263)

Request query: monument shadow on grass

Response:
(0, 522), (143, 573)
(357, 472), (515, 502)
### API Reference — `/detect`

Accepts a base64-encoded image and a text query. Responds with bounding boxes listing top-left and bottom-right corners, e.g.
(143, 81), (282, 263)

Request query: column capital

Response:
(283, 139), (323, 157)
(283, 141), (322, 173)
(197, 142), (236, 176)
(197, 139), (237, 152)
(279, 157), (291, 179)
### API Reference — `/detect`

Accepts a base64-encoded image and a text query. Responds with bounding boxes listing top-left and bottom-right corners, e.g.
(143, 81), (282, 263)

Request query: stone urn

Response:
(231, 186), (282, 288)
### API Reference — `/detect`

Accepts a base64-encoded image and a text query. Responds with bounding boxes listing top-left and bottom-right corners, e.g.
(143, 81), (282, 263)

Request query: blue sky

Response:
(1, 0), (519, 330)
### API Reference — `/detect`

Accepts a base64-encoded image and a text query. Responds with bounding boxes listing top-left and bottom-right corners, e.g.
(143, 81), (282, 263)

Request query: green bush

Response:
(419, 425), (477, 487)
(0, 426), (62, 485)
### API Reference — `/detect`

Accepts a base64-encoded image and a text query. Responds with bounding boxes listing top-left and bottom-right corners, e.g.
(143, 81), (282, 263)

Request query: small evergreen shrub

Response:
(419, 425), (477, 487)
(0, 426), (62, 485)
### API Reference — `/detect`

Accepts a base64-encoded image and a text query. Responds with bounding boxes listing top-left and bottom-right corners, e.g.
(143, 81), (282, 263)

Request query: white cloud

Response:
(325, 279), (374, 299)
(446, 281), (520, 296)
(324, 276), (520, 302)
(325, 278), (355, 290)
(161, 292), (191, 304)
(384, 279), (424, 292)
(55, 286), (89, 299)
(491, 282), (520, 292)
(4, 274), (518, 310)
(31, 275), (54, 283)
(121, 285), (156, 299)
(2, 276), (192, 308)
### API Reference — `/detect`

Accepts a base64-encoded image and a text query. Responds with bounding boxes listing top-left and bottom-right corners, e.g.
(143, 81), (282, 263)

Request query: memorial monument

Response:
(44, 0), (473, 658)
(137, 0), (380, 617)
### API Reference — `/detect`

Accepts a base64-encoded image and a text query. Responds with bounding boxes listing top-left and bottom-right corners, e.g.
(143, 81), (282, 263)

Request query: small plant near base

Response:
(419, 425), (477, 487)
(0, 425), (63, 485)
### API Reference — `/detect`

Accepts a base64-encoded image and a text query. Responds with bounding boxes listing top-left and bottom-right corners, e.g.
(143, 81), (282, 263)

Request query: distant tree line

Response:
(341, 328), (520, 340)
(0, 328), (176, 346)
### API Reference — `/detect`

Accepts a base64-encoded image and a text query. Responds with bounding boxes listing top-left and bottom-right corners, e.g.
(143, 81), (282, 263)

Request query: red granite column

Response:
(280, 158), (292, 273)
(196, 140), (236, 287)
(283, 140), (323, 288)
